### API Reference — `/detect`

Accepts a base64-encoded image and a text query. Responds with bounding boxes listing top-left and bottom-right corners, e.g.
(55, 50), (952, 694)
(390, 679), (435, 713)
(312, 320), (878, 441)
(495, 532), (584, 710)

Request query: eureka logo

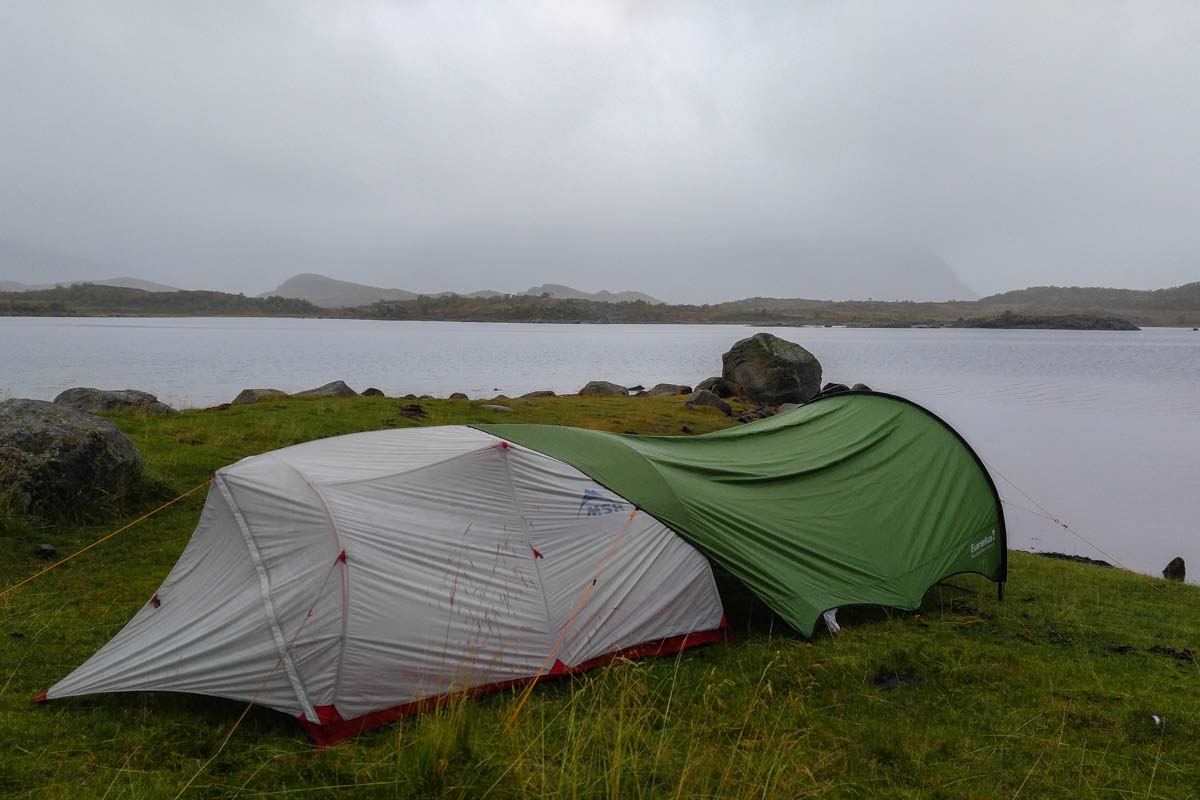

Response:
(577, 488), (626, 517)
(970, 531), (996, 557)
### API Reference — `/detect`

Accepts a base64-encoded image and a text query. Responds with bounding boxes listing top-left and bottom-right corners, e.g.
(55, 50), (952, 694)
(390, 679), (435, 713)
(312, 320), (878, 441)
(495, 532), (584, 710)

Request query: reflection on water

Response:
(1, 317), (1197, 582)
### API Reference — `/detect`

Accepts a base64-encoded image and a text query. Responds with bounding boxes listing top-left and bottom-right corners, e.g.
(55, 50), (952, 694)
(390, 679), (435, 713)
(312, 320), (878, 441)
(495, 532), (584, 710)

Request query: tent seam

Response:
(213, 474), (317, 722)
(497, 444), (560, 657)
(264, 454), (353, 715)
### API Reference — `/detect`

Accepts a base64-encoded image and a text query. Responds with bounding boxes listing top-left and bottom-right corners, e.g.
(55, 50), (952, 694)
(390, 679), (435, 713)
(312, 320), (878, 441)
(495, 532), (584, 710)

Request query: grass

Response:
(0, 395), (1197, 798)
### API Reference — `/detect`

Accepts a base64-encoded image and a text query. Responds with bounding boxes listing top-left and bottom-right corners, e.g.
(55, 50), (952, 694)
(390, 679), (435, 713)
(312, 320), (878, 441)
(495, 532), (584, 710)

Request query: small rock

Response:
(1163, 557), (1185, 582)
(872, 668), (917, 691)
(520, 390), (556, 398)
(819, 382), (850, 395)
(293, 380), (358, 398)
(681, 424), (693, 434)
(491, 395), (509, 401)
(231, 389), (289, 405)
(399, 404), (426, 418)
(578, 381), (628, 397)
(1147, 644), (1197, 664)
(644, 383), (693, 396)
(481, 404), (513, 412)
(448, 392), (469, 400)
(626, 385), (646, 393)
(419, 395), (433, 400)
(402, 393), (418, 400)
(35, 544), (57, 559)
(54, 388), (176, 415)
(694, 376), (737, 398)
(851, 383), (872, 391)
(362, 388), (385, 397)
(684, 389), (732, 416)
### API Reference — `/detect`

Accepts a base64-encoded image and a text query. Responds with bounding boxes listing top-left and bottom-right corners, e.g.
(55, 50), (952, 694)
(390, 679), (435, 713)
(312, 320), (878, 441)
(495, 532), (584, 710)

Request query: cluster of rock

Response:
(570, 332), (867, 424)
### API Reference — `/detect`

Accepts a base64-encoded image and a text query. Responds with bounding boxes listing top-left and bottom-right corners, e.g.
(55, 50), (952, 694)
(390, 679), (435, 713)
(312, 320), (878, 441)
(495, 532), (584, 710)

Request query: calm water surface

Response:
(2, 316), (1197, 582)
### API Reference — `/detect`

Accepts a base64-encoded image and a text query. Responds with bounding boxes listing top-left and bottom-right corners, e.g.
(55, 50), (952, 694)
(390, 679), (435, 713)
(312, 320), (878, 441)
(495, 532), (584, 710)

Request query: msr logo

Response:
(577, 488), (626, 517)
(970, 531), (996, 557)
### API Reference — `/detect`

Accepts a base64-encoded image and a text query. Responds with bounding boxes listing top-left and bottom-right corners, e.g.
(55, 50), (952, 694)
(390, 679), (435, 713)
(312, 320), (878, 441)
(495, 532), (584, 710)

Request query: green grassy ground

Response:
(0, 396), (1197, 799)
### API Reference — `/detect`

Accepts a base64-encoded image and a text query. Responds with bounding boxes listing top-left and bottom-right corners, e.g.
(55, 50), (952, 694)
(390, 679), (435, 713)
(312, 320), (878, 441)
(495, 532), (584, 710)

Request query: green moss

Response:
(0, 395), (1196, 798)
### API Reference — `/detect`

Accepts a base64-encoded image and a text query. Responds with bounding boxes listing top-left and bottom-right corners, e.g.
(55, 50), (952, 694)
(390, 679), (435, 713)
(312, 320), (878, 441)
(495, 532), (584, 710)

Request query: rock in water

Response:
(231, 388), (289, 405)
(644, 383), (693, 396)
(578, 381), (628, 397)
(695, 377), (737, 398)
(685, 389), (732, 416)
(54, 388), (176, 415)
(721, 333), (822, 405)
(1163, 557), (1186, 582)
(292, 381), (358, 398)
(0, 399), (143, 516)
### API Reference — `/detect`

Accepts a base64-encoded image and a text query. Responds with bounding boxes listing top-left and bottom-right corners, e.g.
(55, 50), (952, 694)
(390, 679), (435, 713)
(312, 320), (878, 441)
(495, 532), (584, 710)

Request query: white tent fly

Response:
(42, 427), (725, 744)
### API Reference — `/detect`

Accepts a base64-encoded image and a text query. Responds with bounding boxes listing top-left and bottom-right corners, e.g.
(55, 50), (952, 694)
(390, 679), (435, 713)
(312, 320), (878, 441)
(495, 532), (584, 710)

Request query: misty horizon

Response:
(3, 4), (1199, 302)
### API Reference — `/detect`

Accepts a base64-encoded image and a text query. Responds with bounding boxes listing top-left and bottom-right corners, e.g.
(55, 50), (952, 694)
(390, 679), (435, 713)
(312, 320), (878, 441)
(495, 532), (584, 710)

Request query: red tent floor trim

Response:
(299, 623), (727, 746)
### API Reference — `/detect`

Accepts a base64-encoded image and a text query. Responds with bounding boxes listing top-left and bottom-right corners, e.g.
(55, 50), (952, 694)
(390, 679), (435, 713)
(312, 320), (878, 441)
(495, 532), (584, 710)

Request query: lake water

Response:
(2, 316), (1198, 583)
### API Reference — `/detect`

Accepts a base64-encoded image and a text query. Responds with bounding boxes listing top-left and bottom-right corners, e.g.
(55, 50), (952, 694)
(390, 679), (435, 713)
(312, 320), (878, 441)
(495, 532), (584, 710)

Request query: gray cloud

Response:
(2, 2), (1198, 301)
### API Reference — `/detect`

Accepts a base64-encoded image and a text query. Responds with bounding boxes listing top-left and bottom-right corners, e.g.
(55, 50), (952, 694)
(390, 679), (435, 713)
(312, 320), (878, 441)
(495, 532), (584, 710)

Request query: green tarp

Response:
(479, 392), (1005, 637)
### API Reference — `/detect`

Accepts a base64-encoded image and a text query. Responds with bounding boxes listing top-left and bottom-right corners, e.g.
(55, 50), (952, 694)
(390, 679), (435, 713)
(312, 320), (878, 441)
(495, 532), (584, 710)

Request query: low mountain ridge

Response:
(263, 273), (664, 307)
(523, 284), (662, 304)
(980, 282), (1200, 311)
(263, 273), (420, 308)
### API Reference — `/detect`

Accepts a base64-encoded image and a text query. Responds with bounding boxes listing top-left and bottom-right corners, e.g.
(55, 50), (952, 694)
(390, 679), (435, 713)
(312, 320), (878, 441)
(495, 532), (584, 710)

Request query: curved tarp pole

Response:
(477, 391), (1006, 638)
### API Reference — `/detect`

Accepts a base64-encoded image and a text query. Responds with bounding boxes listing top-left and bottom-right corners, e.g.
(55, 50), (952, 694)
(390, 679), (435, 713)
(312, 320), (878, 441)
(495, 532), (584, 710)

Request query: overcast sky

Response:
(2, 2), (1198, 302)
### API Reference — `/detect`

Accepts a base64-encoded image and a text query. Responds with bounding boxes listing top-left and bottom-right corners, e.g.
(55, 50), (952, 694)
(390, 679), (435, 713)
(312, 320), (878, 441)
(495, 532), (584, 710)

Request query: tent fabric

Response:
(44, 427), (725, 736)
(479, 391), (1006, 638)
(44, 391), (1003, 741)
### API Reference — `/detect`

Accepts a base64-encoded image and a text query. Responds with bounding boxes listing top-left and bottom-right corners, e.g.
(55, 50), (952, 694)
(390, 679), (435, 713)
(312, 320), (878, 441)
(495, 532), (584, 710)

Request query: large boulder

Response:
(54, 388), (176, 415)
(292, 380), (358, 398)
(644, 383), (693, 397)
(0, 399), (143, 515)
(231, 388), (288, 405)
(684, 389), (732, 416)
(578, 381), (628, 397)
(721, 333), (822, 405)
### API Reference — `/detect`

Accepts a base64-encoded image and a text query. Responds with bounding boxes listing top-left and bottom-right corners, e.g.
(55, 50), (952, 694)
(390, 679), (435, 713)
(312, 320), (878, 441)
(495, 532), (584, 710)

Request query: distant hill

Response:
(524, 284), (663, 304)
(0, 283), (319, 317)
(88, 276), (178, 292)
(264, 273), (664, 307)
(263, 273), (419, 308)
(980, 282), (1200, 311)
